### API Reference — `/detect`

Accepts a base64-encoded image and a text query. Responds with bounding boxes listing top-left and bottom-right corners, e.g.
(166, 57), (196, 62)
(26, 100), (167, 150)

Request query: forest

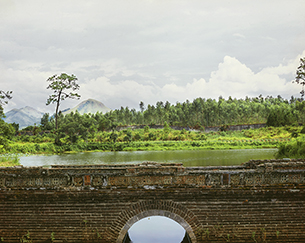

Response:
(1, 61), (304, 165)
(0, 94), (305, 163)
(37, 94), (305, 132)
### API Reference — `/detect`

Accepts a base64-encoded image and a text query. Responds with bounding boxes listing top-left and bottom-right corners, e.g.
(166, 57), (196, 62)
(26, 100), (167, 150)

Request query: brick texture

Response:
(0, 160), (305, 242)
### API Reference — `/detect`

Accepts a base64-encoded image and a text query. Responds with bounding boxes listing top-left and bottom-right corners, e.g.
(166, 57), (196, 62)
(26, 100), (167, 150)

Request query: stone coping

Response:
(1, 159), (305, 189)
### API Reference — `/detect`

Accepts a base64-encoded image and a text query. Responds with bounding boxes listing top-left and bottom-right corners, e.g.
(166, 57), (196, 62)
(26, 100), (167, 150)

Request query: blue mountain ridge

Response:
(4, 99), (111, 129)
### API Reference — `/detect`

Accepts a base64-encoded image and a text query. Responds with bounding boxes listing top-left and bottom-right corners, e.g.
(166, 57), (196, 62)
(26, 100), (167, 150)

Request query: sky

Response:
(1, 0), (305, 114)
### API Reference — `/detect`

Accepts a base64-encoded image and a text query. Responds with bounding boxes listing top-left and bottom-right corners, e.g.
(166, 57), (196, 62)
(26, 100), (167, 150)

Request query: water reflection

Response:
(128, 216), (185, 243)
(20, 149), (277, 167)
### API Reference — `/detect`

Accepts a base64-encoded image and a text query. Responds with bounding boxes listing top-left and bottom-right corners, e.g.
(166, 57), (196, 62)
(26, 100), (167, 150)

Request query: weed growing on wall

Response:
(20, 231), (32, 243)
(50, 232), (55, 242)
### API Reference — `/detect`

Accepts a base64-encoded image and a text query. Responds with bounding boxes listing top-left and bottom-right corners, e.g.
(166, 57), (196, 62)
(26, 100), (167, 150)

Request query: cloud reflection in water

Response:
(128, 216), (185, 243)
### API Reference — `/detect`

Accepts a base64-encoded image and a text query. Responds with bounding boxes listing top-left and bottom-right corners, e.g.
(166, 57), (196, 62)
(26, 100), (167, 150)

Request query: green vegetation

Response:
(0, 118), (15, 152)
(106, 95), (304, 128)
(3, 125), (301, 155)
(2, 93), (302, 157)
(1, 59), (305, 161)
(0, 90), (13, 106)
(22, 95), (305, 135)
(50, 232), (55, 242)
(46, 73), (81, 140)
(276, 135), (305, 159)
(20, 231), (32, 243)
(1, 93), (305, 158)
(0, 90), (15, 153)
(2, 81), (305, 159)
(294, 57), (305, 97)
(0, 154), (20, 167)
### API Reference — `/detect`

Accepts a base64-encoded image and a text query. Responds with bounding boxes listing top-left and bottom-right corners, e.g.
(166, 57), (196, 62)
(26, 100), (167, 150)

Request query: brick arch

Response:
(111, 200), (200, 243)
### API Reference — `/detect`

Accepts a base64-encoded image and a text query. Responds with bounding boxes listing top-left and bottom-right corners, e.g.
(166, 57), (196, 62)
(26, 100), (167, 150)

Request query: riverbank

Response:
(3, 126), (304, 159)
(6, 134), (290, 154)
(6, 139), (279, 154)
(0, 155), (20, 167)
(276, 135), (305, 159)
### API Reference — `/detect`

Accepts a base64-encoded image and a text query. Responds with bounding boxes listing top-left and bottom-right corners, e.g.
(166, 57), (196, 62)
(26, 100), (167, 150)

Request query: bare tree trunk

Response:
(55, 91), (61, 130)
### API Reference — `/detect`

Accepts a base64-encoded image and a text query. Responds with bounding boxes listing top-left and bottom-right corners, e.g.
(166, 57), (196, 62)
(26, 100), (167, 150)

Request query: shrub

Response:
(276, 136), (305, 158)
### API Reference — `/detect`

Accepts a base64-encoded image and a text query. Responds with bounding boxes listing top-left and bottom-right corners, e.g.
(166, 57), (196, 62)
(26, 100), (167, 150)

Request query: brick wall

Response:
(0, 160), (305, 242)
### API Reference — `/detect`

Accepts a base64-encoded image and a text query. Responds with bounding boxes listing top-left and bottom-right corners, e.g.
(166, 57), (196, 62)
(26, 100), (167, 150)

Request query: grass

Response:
(276, 134), (305, 159)
(122, 139), (281, 151)
(2, 126), (302, 155)
(0, 154), (21, 167)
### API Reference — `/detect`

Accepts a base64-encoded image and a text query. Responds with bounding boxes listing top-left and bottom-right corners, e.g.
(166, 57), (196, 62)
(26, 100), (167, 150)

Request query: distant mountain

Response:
(4, 99), (111, 129)
(4, 106), (44, 129)
(62, 99), (111, 115)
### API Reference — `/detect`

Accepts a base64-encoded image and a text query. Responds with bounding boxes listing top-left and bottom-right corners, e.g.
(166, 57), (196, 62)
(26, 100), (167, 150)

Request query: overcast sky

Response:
(1, 0), (305, 113)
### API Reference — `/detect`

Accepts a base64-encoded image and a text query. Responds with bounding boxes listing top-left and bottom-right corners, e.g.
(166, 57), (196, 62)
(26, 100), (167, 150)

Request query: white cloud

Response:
(233, 33), (246, 39)
(205, 53), (304, 98)
(80, 77), (159, 109)
(76, 51), (305, 110)
(1, 1), (305, 113)
(156, 52), (304, 103)
(2, 51), (305, 113)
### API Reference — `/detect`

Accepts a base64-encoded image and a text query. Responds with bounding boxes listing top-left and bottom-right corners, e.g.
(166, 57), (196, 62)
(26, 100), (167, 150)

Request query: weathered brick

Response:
(0, 160), (305, 242)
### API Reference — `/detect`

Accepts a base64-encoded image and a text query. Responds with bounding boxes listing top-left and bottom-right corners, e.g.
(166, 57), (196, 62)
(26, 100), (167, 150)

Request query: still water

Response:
(20, 148), (277, 167)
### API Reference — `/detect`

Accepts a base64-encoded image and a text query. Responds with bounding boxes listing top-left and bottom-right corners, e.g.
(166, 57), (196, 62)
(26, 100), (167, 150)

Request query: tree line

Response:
(26, 94), (303, 142)
(0, 57), (305, 149)
(113, 95), (304, 128)
(0, 91), (15, 151)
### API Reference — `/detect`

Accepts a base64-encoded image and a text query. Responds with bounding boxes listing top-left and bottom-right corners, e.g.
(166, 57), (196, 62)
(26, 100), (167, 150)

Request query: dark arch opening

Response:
(123, 230), (191, 243)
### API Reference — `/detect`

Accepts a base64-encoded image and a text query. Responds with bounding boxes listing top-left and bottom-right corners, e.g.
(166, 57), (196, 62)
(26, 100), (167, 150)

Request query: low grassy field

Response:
(5, 126), (302, 156)
(2, 126), (305, 167)
(0, 155), (20, 167)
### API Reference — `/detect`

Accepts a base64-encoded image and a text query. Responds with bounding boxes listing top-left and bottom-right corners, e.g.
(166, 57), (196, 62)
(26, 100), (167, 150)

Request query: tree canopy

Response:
(38, 95), (305, 143)
(0, 90), (13, 107)
(294, 57), (305, 97)
(46, 73), (81, 131)
(0, 90), (14, 151)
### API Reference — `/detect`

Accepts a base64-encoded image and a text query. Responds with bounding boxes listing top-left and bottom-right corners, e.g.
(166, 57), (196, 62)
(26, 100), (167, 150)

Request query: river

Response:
(20, 148), (277, 167)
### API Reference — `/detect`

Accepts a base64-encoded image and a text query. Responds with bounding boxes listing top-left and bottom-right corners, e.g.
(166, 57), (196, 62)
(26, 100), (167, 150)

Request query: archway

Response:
(127, 215), (186, 242)
(113, 200), (199, 243)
